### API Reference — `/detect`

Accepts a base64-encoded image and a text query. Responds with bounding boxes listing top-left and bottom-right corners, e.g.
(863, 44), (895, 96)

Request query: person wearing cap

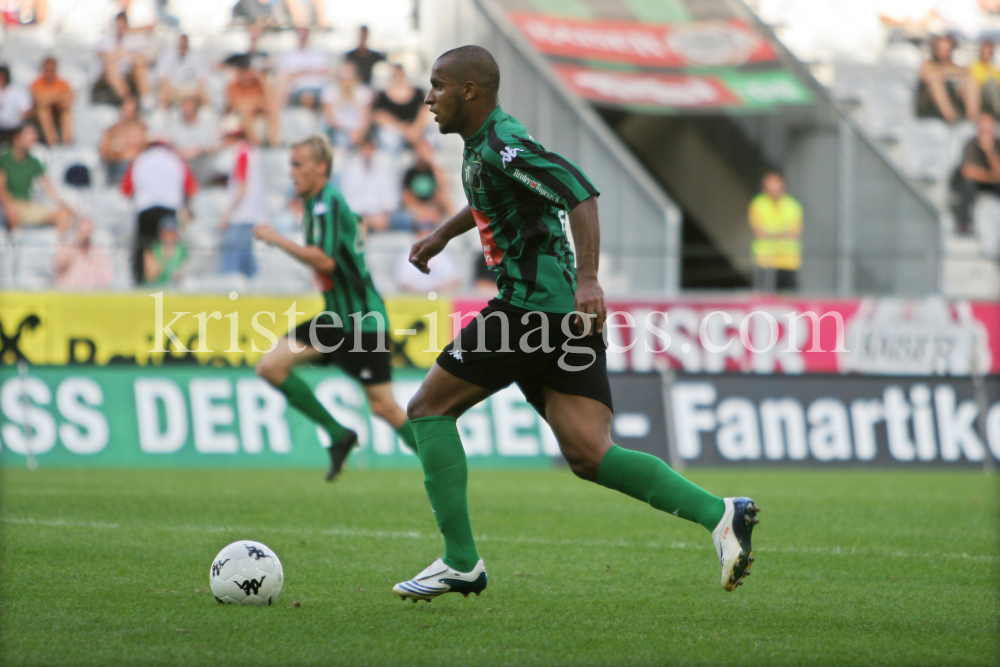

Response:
(121, 136), (197, 284)
(218, 115), (265, 278)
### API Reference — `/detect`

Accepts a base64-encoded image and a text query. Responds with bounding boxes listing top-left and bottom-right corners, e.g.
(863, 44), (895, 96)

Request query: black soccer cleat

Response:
(325, 429), (358, 482)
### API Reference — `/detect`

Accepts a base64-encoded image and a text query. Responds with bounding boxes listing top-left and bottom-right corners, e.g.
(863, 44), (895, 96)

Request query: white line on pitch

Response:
(3, 516), (997, 563)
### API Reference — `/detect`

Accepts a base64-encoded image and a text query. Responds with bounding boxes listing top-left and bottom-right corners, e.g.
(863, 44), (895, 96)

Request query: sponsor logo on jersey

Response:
(512, 168), (560, 203)
(499, 146), (523, 168)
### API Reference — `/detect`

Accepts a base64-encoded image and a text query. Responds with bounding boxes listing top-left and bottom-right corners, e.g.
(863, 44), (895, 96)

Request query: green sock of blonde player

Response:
(596, 445), (725, 531)
(277, 373), (349, 442)
(412, 416), (480, 572)
(395, 421), (418, 453)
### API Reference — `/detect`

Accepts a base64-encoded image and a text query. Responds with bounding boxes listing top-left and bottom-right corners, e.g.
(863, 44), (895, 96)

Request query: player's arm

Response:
(568, 196), (606, 334)
(409, 205), (475, 274)
(254, 224), (336, 274)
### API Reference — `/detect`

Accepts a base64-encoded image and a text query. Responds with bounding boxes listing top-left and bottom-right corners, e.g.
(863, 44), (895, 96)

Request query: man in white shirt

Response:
(0, 67), (33, 146)
(218, 116), (266, 277)
(339, 133), (399, 232)
(93, 11), (151, 106)
(156, 34), (209, 109)
(121, 139), (198, 283)
(159, 94), (219, 184)
(278, 28), (330, 111)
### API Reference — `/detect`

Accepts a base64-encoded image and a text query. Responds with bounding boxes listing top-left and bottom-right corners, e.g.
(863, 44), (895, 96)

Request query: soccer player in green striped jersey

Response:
(253, 135), (418, 481)
(391, 46), (758, 601)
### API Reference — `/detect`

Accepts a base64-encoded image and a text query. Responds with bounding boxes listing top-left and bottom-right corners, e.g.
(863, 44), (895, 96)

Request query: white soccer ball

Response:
(209, 540), (284, 606)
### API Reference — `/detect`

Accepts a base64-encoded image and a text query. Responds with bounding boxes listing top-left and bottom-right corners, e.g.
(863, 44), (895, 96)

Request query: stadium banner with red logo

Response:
(507, 14), (776, 69)
(504, 11), (812, 112)
(552, 64), (811, 111)
(450, 298), (1000, 376)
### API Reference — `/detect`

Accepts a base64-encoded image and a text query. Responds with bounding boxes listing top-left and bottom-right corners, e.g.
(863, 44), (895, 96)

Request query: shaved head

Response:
(436, 45), (500, 100)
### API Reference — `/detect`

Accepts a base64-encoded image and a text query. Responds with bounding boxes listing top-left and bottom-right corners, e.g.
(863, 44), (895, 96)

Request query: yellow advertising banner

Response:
(0, 291), (452, 368)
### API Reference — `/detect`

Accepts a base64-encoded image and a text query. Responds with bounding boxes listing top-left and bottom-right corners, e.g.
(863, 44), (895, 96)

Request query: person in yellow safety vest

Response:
(748, 171), (802, 293)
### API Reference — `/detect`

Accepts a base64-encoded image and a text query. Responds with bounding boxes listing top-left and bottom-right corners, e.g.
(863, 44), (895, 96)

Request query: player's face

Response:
(290, 147), (327, 197)
(426, 59), (466, 135)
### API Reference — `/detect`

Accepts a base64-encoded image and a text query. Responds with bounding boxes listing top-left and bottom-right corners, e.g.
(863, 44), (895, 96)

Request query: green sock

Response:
(596, 445), (725, 532)
(412, 416), (479, 572)
(278, 373), (348, 442)
(395, 420), (418, 453)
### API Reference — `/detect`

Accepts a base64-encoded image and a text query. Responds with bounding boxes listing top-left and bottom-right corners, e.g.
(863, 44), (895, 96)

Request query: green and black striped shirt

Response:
(462, 105), (599, 313)
(302, 183), (388, 333)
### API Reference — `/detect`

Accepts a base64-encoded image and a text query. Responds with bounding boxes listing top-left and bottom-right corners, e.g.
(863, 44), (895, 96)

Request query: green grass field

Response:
(1, 467), (997, 666)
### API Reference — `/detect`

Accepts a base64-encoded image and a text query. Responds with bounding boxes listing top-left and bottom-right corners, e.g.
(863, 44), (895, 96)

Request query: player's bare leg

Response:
(362, 382), (420, 454)
(256, 336), (358, 481)
(541, 386), (759, 591)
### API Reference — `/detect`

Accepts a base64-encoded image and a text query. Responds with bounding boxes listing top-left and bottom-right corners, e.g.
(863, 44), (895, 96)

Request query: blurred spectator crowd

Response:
(0, 1), (489, 297)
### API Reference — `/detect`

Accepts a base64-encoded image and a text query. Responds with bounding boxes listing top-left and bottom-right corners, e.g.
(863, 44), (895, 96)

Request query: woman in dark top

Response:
(372, 64), (428, 151)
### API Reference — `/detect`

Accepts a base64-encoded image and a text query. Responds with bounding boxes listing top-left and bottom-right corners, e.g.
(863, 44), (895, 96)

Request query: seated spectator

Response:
(396, 140), (453, 229)
(277, 28), (329, 111)
(749, 171), (802, 292)
(322, 61), (373, 148)
(225, 58), (279, 146)
(0, 124), (73, 233)
(0, 66), (32, 146)
(918, 34), (979, 122)
(344, 26), (385, 86)
(394, 221), (459, 294)
(372, 64), (428, 152)
(54, 218), (114, 289)
(143, 217), (188, 286)
(156, 34), (209, 109)
(232, 0), (277, 29)
(121, 137), (197, 283)
(283, 0), (327, 28)
(100, 96), (147, 186)
(960, 113), (1000, 257)
(340, 132), (399, 232)
(160, 93), (219, 184)
(218, 116), (264, 278)
(28, 57), (74, 146)
(971, 40), (1000, 116)
(92, 11), (152, 107)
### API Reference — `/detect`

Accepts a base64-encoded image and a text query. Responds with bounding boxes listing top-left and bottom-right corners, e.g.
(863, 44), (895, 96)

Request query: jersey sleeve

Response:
(484, 131), (599, 210)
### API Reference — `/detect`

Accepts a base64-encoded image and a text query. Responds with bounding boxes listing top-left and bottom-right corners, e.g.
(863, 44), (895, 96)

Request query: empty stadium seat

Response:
(902, 120), (951, 181)
(280, 108), (321, 145)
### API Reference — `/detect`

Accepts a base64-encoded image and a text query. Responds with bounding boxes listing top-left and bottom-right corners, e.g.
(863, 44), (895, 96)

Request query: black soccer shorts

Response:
(293, 320), (392, 385)
(435, 301), (613, 417)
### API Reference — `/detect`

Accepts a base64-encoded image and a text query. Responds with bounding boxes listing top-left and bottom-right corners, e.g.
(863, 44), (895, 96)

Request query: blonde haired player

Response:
(253, 134), (418, 479)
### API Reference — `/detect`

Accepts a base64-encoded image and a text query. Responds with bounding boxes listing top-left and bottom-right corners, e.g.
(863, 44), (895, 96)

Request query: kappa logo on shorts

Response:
(359, 368), (372, 380)
(449, 348), (464, 362)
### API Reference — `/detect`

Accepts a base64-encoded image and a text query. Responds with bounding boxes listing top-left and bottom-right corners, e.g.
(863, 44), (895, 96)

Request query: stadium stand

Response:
(0, 0), (475, 296)
(748, 0), (1000, 297)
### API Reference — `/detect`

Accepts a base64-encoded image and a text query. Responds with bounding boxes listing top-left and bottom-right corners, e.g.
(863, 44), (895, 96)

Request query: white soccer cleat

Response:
(711, 497), (760, 592)
(392, 558), (487, 602)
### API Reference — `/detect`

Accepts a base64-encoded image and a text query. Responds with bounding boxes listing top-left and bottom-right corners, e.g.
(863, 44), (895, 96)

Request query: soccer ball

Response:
(209, 540), (284, 605)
